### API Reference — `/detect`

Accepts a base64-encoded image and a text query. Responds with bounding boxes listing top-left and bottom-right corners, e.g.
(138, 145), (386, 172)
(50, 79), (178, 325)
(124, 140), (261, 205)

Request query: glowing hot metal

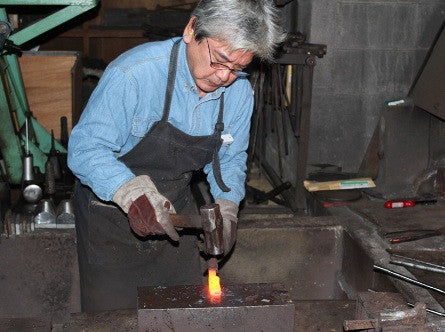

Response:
(208, 269), (222, 298)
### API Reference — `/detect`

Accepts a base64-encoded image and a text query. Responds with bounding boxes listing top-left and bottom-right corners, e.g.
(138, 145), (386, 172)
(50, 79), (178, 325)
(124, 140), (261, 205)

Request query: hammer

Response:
(169, 203), (224, 270)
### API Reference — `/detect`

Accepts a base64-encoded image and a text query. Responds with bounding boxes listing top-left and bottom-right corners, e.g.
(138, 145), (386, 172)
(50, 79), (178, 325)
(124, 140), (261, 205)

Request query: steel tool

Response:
(170, 203), (224, 279)
(390, 254), (445, 274)
(384, 226), (445, 243)
(170, 203), (224, 256)
(384, 198), (437, 208)
(373, 265), (445, 295)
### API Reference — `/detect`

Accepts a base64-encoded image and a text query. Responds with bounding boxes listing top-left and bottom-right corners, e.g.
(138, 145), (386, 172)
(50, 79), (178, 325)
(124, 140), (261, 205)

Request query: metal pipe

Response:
(22, 154), (34, 182)
(391, 254), (445, 271)
(390, 257), (445, 275)
(373, 265), (445, 295)
(25, 117), (29, 154)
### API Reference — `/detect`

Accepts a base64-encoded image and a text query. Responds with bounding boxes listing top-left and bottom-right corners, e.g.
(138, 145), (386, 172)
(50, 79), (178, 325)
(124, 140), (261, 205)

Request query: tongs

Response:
(385, 226), (445, 243)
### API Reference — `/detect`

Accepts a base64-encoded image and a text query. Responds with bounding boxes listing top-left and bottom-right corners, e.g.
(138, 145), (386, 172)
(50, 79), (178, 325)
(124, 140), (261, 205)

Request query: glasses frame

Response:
(206, 38), (248, 78)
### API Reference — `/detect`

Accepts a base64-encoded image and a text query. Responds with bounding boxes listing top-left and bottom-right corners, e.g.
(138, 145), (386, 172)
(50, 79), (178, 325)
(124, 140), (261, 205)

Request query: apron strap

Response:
(161, 39), (230, 193)
(161, 39), (181, 122)
(212, 92), (231, 192)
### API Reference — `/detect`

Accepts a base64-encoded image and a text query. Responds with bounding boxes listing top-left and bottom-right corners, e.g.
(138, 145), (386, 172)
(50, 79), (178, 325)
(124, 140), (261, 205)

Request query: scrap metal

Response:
(344, 292), (431, 331)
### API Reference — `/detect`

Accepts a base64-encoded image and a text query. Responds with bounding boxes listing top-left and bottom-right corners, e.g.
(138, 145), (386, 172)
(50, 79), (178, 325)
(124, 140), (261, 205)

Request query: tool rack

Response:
(248, 34), (326, 212)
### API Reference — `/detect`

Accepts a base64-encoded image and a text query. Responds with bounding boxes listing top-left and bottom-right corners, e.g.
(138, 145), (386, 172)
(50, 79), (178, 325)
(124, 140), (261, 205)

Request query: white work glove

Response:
(112, 175), (179, 241)
(215, 198), (238, 255)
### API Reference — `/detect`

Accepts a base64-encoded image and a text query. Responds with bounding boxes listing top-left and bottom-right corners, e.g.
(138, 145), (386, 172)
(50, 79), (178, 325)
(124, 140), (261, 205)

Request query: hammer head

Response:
(199, 203), (224, 256)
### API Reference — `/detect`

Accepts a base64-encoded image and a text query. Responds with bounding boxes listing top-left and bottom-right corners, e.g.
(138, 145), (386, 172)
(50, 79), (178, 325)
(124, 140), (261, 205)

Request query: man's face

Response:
(183, 22), (254, 97)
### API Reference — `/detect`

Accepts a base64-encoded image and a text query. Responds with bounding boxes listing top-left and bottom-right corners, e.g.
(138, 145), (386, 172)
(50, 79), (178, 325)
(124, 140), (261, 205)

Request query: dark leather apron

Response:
(74, 39), (228, 312)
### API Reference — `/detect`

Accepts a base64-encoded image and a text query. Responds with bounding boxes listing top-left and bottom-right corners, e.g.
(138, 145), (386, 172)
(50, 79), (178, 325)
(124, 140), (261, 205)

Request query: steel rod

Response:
(373, 265), (445, 295)
(391, 254), (445, 273)
(390, 259), (445, 274)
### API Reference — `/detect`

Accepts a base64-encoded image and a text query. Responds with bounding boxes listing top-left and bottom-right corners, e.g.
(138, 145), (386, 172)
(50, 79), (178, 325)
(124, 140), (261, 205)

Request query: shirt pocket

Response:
(131, 117), (155, 138)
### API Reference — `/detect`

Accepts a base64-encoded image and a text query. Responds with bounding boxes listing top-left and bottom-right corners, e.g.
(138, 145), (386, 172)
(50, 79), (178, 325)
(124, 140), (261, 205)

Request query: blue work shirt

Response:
(68, 37), (254, 205)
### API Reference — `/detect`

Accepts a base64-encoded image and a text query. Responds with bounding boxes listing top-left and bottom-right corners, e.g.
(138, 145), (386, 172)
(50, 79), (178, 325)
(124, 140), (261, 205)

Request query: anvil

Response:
(137, 283), (295, 331)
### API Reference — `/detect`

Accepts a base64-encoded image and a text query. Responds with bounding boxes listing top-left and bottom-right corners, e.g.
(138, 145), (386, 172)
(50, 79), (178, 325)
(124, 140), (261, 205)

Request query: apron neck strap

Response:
(214, 92), (225, 134)
(161, 39), (181, 122)
(163, 39), (226, 134)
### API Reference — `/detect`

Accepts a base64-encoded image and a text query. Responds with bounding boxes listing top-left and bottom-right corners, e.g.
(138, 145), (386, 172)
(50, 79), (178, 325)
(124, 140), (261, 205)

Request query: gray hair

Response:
(191, 0), (286, 61)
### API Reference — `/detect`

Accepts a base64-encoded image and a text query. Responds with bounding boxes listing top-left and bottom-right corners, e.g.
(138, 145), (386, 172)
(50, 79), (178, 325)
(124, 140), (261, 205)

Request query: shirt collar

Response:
(177, 38), (225, 100)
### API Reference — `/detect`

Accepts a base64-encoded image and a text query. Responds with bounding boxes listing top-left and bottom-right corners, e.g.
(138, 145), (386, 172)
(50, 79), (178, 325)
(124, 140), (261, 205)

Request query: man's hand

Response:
(215, 198), (238, 255)
(112, 175), (179, 240)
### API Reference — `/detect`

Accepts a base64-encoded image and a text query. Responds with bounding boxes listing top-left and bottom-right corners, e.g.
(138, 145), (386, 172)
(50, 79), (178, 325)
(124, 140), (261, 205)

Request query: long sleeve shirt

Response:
(68, 37), (254, 205)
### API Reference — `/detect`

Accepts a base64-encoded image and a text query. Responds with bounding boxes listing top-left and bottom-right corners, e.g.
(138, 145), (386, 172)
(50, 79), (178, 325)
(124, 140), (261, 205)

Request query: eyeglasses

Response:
(206, 38), (248, 78)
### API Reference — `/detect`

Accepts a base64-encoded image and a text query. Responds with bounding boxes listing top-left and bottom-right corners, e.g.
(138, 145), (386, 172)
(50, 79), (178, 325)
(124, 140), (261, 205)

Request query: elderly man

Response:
(68, 0), (285, 311)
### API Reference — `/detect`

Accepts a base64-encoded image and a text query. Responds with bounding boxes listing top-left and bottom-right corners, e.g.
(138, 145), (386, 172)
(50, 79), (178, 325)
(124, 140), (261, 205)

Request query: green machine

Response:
(0, 0), (98, 185)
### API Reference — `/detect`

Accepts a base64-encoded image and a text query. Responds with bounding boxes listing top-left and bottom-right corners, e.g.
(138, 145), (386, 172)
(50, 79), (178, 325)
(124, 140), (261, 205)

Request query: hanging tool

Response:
(60, 116), (69, 148)
(44, 157), (56, 198)
(22, 165), (42, 203)
(384, 198), (437, 208)
(277, 64), (289, 155)
(384, 226), (445, 244)
(48, 130), (61, 180)
(22, 118), (42, 203)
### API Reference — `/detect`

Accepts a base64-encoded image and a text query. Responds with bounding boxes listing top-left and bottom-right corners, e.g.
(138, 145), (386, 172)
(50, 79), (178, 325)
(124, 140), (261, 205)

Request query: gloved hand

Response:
(112, 175), (179, 241)
(215, 198), (238, 255)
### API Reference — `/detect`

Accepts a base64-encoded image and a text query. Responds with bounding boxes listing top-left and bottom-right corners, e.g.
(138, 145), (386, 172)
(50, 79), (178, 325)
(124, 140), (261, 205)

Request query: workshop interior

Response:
(0, 0), (445, 331)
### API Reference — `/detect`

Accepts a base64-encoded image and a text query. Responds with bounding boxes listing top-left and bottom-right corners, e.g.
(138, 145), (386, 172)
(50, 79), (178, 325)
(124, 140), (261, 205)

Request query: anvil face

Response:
(137, 283), (295, 332)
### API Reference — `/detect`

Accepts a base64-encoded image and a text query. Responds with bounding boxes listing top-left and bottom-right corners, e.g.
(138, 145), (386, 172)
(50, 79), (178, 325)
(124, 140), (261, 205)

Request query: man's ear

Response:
(183, 16), (197, 44)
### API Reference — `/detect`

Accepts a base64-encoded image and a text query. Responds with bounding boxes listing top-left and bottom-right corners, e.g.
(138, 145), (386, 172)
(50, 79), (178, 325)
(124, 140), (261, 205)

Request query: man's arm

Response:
(68, 66), (138, 201)
(68, 58), (179, 240)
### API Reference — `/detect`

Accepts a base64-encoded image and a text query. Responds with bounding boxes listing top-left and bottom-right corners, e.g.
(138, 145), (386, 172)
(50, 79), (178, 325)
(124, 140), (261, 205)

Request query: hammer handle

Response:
(170, 214), (202, 229)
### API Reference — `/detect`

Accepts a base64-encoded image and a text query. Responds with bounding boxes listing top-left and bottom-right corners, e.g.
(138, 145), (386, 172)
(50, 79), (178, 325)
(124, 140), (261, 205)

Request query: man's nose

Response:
(215, 69), (231, 83)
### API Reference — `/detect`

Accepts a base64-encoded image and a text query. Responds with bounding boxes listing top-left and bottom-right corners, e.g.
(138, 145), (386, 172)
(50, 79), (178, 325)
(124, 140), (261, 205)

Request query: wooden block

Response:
(18, 51), (82, 140)
(303, 177), (376, 192)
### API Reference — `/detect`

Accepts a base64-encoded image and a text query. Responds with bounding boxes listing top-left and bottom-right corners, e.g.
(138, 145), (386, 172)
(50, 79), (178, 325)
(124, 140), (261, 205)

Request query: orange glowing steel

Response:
(208, 269), (222, 297)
